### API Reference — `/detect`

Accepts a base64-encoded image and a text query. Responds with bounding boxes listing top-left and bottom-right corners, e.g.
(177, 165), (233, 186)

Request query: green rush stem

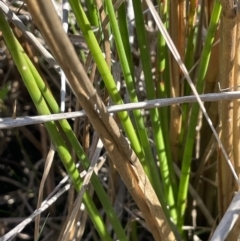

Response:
(179, 2), (197, 158)
(68, 0), (146, 172)
(85, 0), (99, 27)
(177, 0), (222, 230)
(132, 0), (177, 222)
(105, 0), (164, 194)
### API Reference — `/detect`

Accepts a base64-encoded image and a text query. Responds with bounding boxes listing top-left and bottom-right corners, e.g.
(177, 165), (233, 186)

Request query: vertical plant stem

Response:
(168, 0), (185, 163)
(118, 2), (135, 80)
(177, 0), (222, 229)
(85, 0), (99, 27)
(233, 5), (240, 180)
(218, 0), (236, 221)
(68, 0), (145, 168)
(179, 0), (198, 158)
(104, 0), (163, 198)
(132, 0), (177, 222)
(156, 0), (175, 189)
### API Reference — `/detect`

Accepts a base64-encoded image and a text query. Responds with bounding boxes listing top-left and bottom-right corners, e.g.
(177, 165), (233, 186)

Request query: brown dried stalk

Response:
(218, 0), (237, 219)
(169, 1), (185, 163)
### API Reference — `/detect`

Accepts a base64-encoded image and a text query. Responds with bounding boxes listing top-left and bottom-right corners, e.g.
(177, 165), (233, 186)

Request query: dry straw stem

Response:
(168, 0), (184, 162)
(35, 143), (55, 240)
(233, 6), (240, 182)
(23, 1), (175, 240)
(219, 1), (240, 239)
(219, 0), (238, 221)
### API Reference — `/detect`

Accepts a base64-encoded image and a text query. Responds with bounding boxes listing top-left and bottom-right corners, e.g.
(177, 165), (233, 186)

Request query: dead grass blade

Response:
(34, 143), (55, 240)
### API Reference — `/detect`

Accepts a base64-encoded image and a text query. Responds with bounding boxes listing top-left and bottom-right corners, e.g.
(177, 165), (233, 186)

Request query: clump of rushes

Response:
(2, 0), (236, 240)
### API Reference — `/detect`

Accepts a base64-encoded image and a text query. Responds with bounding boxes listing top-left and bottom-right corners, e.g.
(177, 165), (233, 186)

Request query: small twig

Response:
(1, 91), (240, 129)
(218, 82), (240, 92)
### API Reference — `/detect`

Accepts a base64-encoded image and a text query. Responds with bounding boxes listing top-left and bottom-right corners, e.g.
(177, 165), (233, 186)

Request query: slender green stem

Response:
(177, 0), (222, 229)
(118, 3), (135, 80)
(105, 0), (163, 196)
(132, 0), (177, 221)
(85, 0), (99, 27)
(156, 0), (177, 198)
(179, 1), (198, 157)
(68, 0), (145, 169)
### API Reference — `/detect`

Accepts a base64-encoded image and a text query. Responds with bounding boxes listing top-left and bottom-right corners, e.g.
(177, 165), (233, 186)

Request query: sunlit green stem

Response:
(177, 0), (222, 230)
